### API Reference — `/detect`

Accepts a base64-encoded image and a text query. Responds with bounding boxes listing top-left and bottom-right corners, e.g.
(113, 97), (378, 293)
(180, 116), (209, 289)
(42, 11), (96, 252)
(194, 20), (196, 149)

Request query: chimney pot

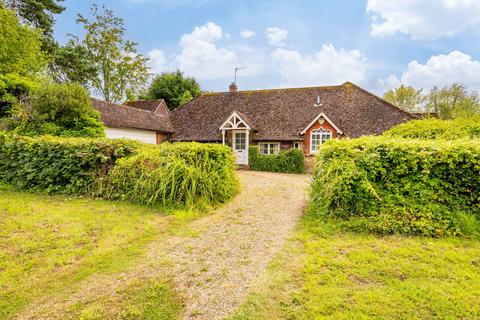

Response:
(229, 82), (238, 94)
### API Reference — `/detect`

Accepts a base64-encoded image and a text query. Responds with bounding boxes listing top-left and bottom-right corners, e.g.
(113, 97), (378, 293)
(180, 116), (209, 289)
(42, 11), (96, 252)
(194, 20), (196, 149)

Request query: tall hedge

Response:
(105, 143), (239, 207)
(311, 137), (480, 237)
(384, 116), (480, 140)
(0, 133), (138, 194)
(0, 134), (239, 208)
(249, 146), (304, 173)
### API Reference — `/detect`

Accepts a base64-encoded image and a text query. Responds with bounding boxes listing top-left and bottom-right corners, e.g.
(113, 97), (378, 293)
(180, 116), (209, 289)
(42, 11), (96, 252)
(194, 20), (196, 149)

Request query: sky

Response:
(53, 0), (480, 94)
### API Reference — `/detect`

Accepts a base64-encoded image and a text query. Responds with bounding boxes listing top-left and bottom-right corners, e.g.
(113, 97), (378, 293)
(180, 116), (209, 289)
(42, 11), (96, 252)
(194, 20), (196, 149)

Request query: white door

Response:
(233, 131), (248, 165)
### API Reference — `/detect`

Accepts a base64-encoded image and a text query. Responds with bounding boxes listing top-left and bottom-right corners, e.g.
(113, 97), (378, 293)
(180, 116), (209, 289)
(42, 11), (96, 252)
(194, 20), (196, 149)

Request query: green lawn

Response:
(0, 189), (184, 320)
(229, 216), (480, 320)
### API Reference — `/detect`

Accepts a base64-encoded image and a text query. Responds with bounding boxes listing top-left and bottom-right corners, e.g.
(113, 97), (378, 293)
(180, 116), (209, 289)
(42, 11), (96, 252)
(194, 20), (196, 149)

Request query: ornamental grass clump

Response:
(105, 142), (238, 208)
(311, 137), (480, 237)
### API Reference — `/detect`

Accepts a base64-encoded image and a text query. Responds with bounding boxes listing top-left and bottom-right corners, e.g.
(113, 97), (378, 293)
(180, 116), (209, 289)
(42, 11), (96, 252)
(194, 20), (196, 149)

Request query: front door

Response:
(233, 131), (248, 165)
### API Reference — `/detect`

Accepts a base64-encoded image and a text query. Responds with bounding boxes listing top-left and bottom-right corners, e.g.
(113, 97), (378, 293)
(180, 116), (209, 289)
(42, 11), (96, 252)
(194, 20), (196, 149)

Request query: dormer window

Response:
(314, 95), (323, 107)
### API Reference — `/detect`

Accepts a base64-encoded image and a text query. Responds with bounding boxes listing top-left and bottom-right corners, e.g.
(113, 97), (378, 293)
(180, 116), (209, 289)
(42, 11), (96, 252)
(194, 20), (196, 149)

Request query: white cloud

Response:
(367, 0), (480, 40)
(271, 44), (366, 87)
(147, 49), (168, 74)
(175, 22), (238, 79)
(379, 51), (480, 91)
(240, 29), (256, 39)
(265, 27), (288, 46)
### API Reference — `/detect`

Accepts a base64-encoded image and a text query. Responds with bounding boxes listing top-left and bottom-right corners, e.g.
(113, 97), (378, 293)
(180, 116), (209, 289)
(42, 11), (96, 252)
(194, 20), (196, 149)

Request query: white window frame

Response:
(310, 128), (332, 154)
(259, 142), (280, 155)
(293, 142), (302, 149)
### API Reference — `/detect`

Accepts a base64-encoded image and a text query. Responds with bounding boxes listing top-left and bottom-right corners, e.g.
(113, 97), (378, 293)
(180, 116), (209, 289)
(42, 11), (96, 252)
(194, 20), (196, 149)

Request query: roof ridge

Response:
(91, 98), (165, 116)
(344, 82), (415, 118)
(125, 98), (165, 103)
(201, 84), (345, 96)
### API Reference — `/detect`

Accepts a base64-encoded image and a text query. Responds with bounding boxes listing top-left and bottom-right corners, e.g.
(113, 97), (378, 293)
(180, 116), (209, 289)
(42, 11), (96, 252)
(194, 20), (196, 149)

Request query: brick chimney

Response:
(229, 82), (238, 94)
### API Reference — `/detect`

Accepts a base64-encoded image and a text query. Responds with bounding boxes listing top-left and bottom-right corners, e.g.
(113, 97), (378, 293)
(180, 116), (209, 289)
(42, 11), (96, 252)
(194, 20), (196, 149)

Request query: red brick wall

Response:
(303, 120), (339, 155)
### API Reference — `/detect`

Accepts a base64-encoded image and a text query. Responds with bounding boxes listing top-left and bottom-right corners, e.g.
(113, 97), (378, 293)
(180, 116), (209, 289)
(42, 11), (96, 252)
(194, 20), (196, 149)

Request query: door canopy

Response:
(219, 111), (252, 131)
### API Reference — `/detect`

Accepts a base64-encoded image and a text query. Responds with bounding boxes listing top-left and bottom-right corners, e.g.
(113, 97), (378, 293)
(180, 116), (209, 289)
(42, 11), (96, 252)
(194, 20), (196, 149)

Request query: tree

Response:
(426, 84), (480, 119)
(0, 5), (45, 76)
(4, 0), (64, 40)
(383, 85), (424, 112)
(0, 5), (45, 118)
(144, 70), (202, 111)
(7, 81), (105, 137)
(74, 5), (149, 103)
(50, 40), (97, 87)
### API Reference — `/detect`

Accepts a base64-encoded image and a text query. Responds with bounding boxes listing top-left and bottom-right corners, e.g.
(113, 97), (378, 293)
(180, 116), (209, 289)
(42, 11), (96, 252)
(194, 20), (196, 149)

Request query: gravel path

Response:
(16, 171), (310, 320)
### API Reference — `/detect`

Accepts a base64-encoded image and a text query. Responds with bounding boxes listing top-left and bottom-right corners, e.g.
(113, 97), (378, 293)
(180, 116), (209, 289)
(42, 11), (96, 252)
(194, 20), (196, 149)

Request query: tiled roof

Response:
(170, 82), (415, 141)
(91, 98), (173, 133)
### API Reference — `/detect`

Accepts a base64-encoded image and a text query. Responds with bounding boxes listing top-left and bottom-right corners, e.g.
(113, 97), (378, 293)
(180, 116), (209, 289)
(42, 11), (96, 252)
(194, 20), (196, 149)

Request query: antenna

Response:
(234, 67), (246, 83)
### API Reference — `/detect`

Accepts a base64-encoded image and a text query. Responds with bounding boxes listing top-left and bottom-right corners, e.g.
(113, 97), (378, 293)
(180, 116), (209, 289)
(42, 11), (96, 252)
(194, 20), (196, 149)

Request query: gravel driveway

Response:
(17, 170), (310, 320)
(164, 170), (310, 319)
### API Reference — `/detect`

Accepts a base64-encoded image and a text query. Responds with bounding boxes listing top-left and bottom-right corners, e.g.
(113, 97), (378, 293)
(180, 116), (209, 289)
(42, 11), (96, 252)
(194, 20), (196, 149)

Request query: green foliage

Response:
(74, 5), (149, 103)
(143, 70), (202, 111)
(311, 137), (480, 237)
(0, 74), (38, 119)
(249, 146), (305, 173)
(8, 81), (105, 137)
(0, 133), (138, 194)
(4, 0), (64, 39)
(106, 143), (239, 208)
(383, 85), (424, 112)
(427, 84), (480, 119)
(384, 83), (480, 119)
(0, 5), (46, 76)
(50, 40), (97, 87)
(384, 116), (480, 140)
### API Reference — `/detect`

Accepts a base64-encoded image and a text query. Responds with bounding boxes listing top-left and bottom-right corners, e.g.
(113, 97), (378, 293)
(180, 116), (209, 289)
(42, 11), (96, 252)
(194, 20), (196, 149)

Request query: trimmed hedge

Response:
(0, 134), (239, 208)
(384, 116), (480, 140)
(0, 133), (137, 194)
(105, 143), (239, 207)
(311, 137), (480, 237)
(249, 146), (304, 173)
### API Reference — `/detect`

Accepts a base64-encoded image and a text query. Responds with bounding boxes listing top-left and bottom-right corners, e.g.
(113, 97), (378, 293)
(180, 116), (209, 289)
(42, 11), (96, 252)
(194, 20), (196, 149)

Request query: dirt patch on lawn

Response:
(16, 171), (310, 320)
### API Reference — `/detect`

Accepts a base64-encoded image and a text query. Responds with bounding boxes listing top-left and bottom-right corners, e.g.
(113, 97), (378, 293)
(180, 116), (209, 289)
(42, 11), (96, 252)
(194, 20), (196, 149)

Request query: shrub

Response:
(0, 133), (138, 194)
(105, 142), (239, 207)
(384, 116), (480, 140)
(249, 146), (304, 173)
(9, 81), (105, 138)
(311, 137), (480, 237)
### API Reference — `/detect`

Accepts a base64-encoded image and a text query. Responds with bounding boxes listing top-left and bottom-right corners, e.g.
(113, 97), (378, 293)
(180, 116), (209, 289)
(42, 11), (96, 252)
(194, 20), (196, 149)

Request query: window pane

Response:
(259, 143), (268, 154)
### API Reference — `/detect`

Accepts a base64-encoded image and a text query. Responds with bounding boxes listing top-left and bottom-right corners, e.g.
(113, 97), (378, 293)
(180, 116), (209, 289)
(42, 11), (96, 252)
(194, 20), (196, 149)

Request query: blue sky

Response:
(53, 0), (480, 94)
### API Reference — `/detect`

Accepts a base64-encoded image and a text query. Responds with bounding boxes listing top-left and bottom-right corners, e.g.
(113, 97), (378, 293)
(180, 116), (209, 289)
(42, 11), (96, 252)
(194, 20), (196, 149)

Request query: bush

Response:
(0, 133), (137, 194)
(105, 142), (239, 207)
(384, 117), (480, 140)
(311, 137), (480, 237)
(9, 81), (105, 138)
(249, 146), (304, 173)
(0, 134), (239, 208)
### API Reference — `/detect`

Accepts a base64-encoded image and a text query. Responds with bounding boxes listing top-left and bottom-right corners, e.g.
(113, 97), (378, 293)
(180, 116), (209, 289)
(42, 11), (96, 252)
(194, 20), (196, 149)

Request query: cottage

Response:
(93, 82), (414, 165)
(91, 98), (173, 144)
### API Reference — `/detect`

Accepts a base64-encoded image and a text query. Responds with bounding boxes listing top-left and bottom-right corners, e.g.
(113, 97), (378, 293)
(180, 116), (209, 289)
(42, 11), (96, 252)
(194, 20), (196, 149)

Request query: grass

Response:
(229, 215), (480, 320)
(0, 189), (187, 320)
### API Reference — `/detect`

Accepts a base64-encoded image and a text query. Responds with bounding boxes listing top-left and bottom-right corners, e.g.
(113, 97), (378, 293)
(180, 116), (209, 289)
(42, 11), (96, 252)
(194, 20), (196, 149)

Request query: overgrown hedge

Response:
(105, 143), (238, 207)
(0, 134), (239, 208)
(249, 146), (304, 173)
(311, 137), (480, 237)
(384, 116), (480, 140)
(0, 132), (137, 194)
